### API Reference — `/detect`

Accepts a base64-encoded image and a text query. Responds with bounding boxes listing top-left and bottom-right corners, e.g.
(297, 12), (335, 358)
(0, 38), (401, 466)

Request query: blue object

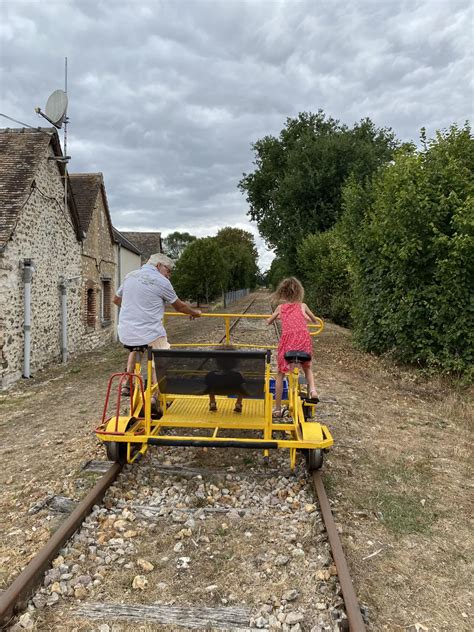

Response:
(269, 377), (289, 400)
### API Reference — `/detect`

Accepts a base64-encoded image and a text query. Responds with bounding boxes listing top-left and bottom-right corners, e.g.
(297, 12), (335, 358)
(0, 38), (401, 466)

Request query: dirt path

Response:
(1, 290), (472, 631)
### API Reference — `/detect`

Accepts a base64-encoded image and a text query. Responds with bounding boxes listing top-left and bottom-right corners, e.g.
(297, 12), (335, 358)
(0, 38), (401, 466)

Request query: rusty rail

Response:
(0, 296), (257, 627)
(0, 463), (122, 627)
(312, 472), (366, 631)
(271, 297), (365, 630)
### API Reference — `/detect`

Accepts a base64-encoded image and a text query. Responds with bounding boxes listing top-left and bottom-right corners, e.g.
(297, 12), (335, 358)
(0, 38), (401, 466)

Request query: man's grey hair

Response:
(147, 252), (175, 269)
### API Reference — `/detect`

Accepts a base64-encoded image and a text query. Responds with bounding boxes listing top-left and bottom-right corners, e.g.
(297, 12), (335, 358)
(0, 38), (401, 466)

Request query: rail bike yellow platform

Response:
(95, 312), (333, 471)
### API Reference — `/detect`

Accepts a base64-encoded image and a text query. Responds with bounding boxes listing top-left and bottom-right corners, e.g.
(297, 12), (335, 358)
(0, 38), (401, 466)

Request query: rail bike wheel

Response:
(304, 448), (324, 471)
(105, 418), (138, 464)
(105, 440), (127, 465)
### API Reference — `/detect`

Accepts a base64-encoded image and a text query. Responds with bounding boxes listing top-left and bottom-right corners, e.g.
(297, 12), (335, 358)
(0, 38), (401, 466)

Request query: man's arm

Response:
(113, 295), (122, 307)
(171, 298), (201, 319)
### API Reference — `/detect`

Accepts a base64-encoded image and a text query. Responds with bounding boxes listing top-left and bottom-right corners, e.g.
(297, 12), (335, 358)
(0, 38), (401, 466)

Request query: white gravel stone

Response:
(285, 611), (304, 625)
(46, 592), (59, 606)
(18, 612), (34, 630)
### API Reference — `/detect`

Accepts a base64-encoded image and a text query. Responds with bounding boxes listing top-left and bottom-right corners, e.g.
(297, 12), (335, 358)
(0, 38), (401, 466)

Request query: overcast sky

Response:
(1, 0), (472, 270)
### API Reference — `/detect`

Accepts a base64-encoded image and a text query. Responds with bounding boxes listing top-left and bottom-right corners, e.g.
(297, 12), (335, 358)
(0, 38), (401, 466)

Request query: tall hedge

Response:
(297, 227), (352, 326)
(342, 124), (473, 377)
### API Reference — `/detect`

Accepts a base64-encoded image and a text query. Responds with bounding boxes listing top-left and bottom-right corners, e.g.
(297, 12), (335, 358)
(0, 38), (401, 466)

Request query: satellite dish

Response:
(44, 90), (68, 128)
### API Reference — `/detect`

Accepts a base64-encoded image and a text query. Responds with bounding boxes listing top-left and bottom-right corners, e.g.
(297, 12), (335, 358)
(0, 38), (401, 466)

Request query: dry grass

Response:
(318, 321), (473, 631)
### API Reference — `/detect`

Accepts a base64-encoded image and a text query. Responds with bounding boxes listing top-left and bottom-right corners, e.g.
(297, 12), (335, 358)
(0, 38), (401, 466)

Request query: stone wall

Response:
(0, 144), (82, 389)
(80, 184), (116, 352)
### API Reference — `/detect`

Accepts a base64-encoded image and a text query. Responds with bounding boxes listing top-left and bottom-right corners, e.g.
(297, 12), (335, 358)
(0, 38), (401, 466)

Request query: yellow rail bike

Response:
(95, 312), (333, 471)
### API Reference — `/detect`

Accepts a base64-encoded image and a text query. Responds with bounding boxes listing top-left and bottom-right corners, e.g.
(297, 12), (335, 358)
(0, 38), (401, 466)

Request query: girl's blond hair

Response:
(273, 277), (305, 303)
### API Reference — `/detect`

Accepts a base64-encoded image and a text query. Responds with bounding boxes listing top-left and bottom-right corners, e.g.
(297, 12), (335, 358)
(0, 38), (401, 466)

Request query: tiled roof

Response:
(69, 173), (114, 243)
(0, 127), (82, 249)
(112, 227), (142, 255)
(69, 174), (101, 233)
(121, 231), (162, 263)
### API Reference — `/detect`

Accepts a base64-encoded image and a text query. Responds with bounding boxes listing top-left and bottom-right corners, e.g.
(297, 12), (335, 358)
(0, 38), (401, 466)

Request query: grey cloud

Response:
(1, 0), (472, 270)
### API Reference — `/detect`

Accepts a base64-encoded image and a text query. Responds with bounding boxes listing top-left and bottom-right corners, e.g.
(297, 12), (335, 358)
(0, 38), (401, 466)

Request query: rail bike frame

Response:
(95, 312), (333, 469)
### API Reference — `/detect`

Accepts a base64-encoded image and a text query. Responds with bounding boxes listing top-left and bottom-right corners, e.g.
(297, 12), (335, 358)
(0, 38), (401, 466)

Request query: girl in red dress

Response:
(267, 277), (319, 416)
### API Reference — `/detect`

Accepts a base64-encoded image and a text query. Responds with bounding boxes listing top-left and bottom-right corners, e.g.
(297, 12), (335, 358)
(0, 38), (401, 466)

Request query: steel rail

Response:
(312, 472), (366, 631)
(270, 298), (365, 631)
(0, 296), (257, 627)
(216, 297), (256, 343)
(0, 463), (122, 627)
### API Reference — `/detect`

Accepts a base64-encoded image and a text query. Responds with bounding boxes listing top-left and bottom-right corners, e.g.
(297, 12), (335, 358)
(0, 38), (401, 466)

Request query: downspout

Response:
(22, 259), (35, 378)
(116, 243), (121, 341)
(59, 279), (68, 363)
(59, 276), (80, 364)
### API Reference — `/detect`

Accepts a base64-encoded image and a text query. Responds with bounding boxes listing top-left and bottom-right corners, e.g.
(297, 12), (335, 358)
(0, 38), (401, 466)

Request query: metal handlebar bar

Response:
(163, 312), (324, 345)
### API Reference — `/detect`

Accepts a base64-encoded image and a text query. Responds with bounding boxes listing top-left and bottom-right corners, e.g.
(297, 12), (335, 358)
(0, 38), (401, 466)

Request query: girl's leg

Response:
(234, 395), (243, 413)
(209, 394), (217, 411)
(274, 371), (284, 413)
(303, 363), (319, 399)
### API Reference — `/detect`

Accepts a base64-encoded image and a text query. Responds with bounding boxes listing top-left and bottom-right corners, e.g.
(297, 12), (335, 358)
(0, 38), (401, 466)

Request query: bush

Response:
(342, 124), (473, 377)
(297, 227), (352, 326)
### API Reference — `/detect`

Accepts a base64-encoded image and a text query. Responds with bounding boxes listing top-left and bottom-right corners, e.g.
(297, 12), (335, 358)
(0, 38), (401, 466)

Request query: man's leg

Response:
(150, 336), (171, 407)
(126, 351), (136, 374)
(122, 351), (136, 395)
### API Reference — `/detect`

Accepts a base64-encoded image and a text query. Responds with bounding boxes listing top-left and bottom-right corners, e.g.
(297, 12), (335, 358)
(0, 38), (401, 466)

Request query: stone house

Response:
(68, 173), (117, 350)
(0, 127), (83, 389)
(121, 231), (162, 264)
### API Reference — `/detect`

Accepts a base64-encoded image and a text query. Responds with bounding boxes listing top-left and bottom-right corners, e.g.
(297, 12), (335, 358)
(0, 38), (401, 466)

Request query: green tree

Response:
(239, 110), (397, 262)
(297, 226), (352, 325)
(215, 227), (259, 289)
(266, 257), (292, 289)
(342, 124), (473, 376)
(172, 237), (227, 304)
(163, 231), (197, 260)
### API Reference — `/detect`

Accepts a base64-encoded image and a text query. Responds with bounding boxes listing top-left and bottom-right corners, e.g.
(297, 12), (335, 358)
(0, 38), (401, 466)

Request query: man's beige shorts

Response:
(150, 336), (170, 370)
(151, 336), (171, 350)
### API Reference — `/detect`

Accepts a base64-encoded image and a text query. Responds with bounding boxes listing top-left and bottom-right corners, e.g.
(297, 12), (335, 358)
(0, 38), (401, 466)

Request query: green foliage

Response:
(342, 124), (474, 377)
(266, 257), (293, 289)
(297, 227), (352, 325)
(215, 227), (258, 290)
(162, 231), (197, 260)
(172, 237), (227, 304)
(239, 110), (397, 261)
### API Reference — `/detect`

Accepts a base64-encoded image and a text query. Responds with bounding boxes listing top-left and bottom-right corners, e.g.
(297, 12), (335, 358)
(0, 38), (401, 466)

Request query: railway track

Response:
(1, 292), (365, 631)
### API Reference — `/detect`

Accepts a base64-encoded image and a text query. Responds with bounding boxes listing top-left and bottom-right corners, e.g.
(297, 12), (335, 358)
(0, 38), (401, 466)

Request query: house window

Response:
(86, 288), (96, 327)
(101, 278), (112, 324)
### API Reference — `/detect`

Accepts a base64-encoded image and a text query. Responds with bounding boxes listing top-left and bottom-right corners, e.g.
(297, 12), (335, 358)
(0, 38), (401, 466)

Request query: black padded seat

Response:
(123, 344), (148, 353)
(284, 350), (311, 364)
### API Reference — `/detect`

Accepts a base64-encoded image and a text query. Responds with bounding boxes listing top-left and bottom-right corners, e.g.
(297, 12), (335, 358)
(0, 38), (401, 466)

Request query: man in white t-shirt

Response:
(113, 253), (201, 404)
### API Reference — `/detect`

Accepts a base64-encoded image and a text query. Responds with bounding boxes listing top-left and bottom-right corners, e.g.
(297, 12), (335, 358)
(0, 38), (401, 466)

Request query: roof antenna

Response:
(34, 57), (71, 243)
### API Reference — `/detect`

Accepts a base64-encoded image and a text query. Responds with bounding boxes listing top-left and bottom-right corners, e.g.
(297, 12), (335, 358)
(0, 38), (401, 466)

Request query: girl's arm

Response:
(267, 305), (280, 325)
(303, 303), (319, 324)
